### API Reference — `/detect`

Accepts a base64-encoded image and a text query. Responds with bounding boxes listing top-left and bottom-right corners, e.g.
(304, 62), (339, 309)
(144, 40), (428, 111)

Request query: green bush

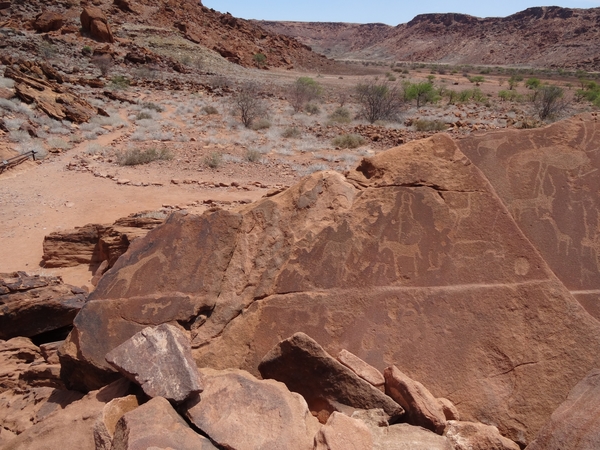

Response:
(110, 75), (130, 90)
(117, 147), (173, 166)
(355, 79), (404, 123)
(304, 103), (320, 115)
(525, 78), (541, 89)
(469, 75), (485, 86)
(332, 134), (366, 149)
(414, 119), (447, 131)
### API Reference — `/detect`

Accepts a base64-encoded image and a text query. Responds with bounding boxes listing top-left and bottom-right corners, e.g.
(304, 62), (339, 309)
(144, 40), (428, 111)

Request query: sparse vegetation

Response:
(110, 75), (131, 89)
(117, 147), (173, 166)
(282, 127), (301, 138)
(253, 53), (267, 68)
(245, 149), (262, 162)
(204, 152), (222, 168)
(233, 82), (266, 128)
(535, 85), (569, 120)
(202, 105), (219, 115)
(328, 107), (352, 124)
(414, 119), (448, 131)
(91, 55), (113, 78)
(250, 118), (271, 130)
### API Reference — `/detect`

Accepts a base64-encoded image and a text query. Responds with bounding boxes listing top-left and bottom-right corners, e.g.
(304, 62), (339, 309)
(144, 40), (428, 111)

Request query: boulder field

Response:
(54, 113), (600, 446)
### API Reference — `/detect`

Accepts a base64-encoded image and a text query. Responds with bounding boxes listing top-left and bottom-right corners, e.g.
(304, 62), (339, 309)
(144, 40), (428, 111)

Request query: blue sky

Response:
(202, 0), (599, 25)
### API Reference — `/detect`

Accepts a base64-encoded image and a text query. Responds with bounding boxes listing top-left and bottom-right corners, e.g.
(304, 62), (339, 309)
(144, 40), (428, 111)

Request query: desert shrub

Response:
(328, 107), (351, 123)
(469, 75), (485, 86)
(281, 126), (301, 138)
(3, 118), (24, 131)
(0, 77), (15, 89)
(253, 53), (267, 68)
(38, 42), (57, 59)
(332, 133), (366, 149)
(8, 130), (30, 143)
(136, 111), (154, 120)
(355, 79), (404, 123)
(535, 86), (569, 120)
(498, 90), (521, 101)
(414, 119), (447, 131)
(508, 75), (523, 90)
(576, 81), (600, 106)
(47, 137), (72, 150)
(110, 75), (130, 89)
(91, 55), (113, 77)
(525, 78), (541, 89)
(140, 102), (164, 112)
(82, 45), (92, 56)
(204, 152), (222, 168)
(245, 149), (262, 162)
(117, 147), (173, 166)
(288, 77), (322, 112)
(250, 118), (271, 130)
(304, 103), (320, 115)
(202, 105), (219, 115)
(233, 82), (265, 128)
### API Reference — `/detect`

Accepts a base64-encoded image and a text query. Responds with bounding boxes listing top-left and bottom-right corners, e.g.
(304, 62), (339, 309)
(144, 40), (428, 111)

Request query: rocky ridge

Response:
(259, 6), (600, 70)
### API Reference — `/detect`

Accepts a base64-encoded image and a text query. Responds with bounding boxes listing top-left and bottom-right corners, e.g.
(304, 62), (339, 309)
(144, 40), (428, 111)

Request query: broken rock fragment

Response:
(184, 368), (320, 450)
(384, 365), (447, 434)
(105, 324), (202, 403)
(444, 421), (520, 450)
(314, 411), (373, 450)
(112, 396), (217, 450)
(93, 395), (139, 450)
(338, 349), (385, 391)
(258, 332), (404, 423)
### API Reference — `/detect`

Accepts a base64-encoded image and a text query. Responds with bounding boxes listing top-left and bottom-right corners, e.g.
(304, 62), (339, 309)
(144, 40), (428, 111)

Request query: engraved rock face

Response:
(459, 113), (600, 319)
(61, 121), (600, 446)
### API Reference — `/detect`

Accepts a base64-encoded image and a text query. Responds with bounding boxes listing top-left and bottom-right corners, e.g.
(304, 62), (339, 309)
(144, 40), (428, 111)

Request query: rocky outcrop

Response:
(59, 118), (600, 446)
(4, 66), (97, 124)
(183, 368), (320, 450)
(444, 421), (520, 450)
(32, 11), (64, 33)
(80, 7), (114, 43)
(526, 369), (600, 450)
(0, 272), (86, 340)
(106, 324), (202, 403)
(258, 333), (404, 423)
(42, 211), (166, 269)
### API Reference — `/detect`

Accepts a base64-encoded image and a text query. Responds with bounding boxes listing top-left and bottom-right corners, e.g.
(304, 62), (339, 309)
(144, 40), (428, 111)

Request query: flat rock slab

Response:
(258, 332), (404, 423)
(184, 368), (320, 450)
(371, 423), (452, 450)
(0, 272), (86, 340)
(526, 368), (600, 450)
(458, 113), (600, 320)
(106, 324), (202, 403)
(315, 412), (373, 450)
(112, 396), (217, 450)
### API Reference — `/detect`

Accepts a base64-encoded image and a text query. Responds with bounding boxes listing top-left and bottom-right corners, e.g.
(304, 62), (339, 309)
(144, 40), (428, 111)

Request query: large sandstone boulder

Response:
(526, 368), (600, 450)
(458, 113), (600, 320)
(32, 11), (64, 33)
(444, 420), (520, 450)
(80, 7), (114, 43)
(183, 368), (320, 450)
(258, 332), (404, 423)
(314, 412), (373, 450)
(0, 272), (86, 340)
(60, 127), (600, 446)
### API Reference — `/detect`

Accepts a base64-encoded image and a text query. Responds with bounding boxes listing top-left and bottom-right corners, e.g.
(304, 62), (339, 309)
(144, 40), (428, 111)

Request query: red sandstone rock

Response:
(438, 397), (460, 421)
(112, 396), (217, 450)
(93, 395), (139, 450)
(2, 378), (131, 450)
(105, 324), (202, 403)
(314, 412), (373, 450)
(459, 114), (600, 321)
(32, 11), (64, 33)
(258, 332), (404, 423)
(444, 421), (520, 450)
(0, 272), (86, 340)
(384, 365), (447, 434)
(338, 349), (385, 391)
(372, 423), (453, 450)
(184, 368), (320, 450)
(526, 369), (600, 450)
(80, 7), (114, 43)
(61, 128), (600, 446)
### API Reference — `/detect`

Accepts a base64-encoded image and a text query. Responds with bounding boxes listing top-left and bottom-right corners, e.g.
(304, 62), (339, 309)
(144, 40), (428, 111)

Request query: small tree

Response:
(525, 78), (541, 89)
(535, 85), (568, 120)
(469, 75), (485, 86)
(355, 79), (404, 123)
(233, 82), (265, 128)
(405, 82), (435, 108)
(288, 77), (322, 112)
